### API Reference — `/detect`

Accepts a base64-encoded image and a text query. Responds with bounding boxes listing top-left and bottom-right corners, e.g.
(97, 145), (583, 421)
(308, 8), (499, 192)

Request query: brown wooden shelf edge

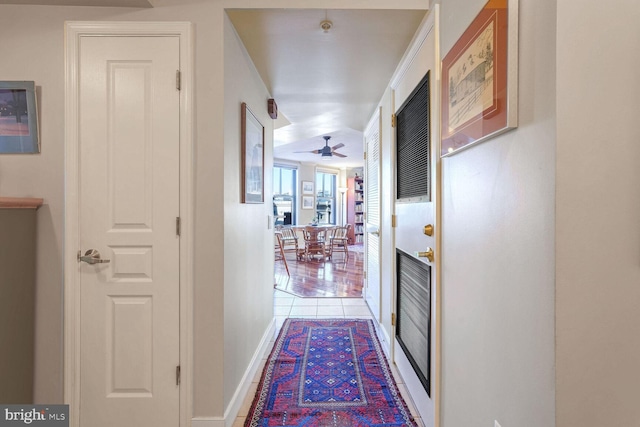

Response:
(0, 197), (44, 209)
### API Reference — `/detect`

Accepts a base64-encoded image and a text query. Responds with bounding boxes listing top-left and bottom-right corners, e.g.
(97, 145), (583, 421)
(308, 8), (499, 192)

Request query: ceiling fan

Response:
(295, 136), (346, 158)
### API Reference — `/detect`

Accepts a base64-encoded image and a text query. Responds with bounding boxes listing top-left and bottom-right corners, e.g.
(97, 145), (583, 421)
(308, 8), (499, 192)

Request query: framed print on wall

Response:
(302, 181), (314, 195)
(302, 196), (314, 210)
(441, 0), (518, 157)
(0, 81), (40, 154)
(241, 102), (264, 203)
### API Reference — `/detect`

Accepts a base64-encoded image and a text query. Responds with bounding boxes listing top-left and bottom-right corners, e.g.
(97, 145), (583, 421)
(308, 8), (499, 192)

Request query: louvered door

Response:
(364, 108), (381, 320)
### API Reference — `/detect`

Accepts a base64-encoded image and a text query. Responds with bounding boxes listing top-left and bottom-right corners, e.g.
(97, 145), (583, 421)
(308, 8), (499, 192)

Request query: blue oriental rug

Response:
(245, 319), (417, 427)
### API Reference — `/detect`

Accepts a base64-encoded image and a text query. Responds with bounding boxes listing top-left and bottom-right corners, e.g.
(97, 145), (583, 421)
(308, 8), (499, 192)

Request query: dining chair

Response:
(274, 233), (290, 276)
(302, 226), (327, 261)
(329, 225), (349, 260)
(278, 227), (299, 258)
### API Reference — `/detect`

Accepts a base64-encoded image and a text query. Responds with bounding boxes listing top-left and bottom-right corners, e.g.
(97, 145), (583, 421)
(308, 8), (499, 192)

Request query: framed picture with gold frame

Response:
(441, 0), (518, 157)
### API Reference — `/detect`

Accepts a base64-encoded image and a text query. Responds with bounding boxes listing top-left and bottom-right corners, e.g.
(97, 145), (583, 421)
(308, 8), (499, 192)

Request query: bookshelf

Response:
(347, 175), (364, 244)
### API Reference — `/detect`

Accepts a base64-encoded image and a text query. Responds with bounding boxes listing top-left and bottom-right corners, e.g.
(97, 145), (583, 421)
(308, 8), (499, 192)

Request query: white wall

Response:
(556, 1), (640, 426)
(439, 0), (557, 426)
(223, 13), (274, 411)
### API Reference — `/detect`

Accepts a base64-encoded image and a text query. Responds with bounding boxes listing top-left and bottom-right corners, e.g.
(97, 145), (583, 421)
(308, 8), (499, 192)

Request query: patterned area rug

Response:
(245, 319), (417, 427)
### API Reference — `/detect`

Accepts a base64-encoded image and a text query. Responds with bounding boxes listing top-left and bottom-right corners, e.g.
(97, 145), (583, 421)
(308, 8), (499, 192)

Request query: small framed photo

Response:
(241, 102), (264, 203)
(0, 81), (40, 154)
(302, 196), (314, 210)
(302, 181), (314, 195)
(441, 0), (518, 156)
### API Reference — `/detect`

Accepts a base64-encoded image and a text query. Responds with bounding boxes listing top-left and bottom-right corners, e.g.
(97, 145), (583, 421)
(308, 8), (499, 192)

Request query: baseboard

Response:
(191, 417), (224, 427)
(378, 323), (392, 359)
(223, 317), (276, 427)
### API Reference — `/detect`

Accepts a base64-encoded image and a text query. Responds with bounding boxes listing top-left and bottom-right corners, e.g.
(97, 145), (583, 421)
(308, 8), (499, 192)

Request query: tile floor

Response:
(231, 289), (425, 427)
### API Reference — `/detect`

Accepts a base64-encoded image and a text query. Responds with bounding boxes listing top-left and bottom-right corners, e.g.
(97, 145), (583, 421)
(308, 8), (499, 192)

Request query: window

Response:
(315, 171), (337, 225)
(273, 166), (297, 225)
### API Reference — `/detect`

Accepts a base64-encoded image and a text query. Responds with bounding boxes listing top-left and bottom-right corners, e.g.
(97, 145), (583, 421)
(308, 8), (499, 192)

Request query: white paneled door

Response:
(77, 36), (181, 427)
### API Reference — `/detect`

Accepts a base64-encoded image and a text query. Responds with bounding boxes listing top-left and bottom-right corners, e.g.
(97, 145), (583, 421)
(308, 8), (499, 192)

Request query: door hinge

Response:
(176, 217), (181, 236)
(364, 151), (367, 160)
(176, 365), (181, 386)
(391, 114), (397, 128)
(176, 70), (181, 91)
(391, 313), (396, 326)
(391, 214), (397, 228)
(363, 270), (367, 279)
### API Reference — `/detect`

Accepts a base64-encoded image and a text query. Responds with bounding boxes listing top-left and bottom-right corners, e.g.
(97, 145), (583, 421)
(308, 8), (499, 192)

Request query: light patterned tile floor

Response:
(233, 290), (423, 426)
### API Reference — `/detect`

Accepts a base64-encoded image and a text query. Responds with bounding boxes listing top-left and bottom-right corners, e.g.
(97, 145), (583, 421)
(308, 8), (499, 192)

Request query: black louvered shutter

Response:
(396, 71), (430, 201)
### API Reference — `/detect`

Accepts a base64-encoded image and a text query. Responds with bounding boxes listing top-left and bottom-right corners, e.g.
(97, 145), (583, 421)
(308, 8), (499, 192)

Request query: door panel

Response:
(78, 36), (180, 427)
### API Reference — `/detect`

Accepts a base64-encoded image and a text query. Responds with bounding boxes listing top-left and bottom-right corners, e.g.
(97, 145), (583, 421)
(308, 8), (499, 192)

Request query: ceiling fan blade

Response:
(331, 143), (345, 150)
(332, 152), (347, 158)
(293, 149), (321, 154)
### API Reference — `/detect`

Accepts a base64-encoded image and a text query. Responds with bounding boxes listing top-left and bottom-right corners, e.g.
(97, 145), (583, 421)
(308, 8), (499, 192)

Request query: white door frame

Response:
(64, 21), (194, 427)
(364, 107), (382, 321)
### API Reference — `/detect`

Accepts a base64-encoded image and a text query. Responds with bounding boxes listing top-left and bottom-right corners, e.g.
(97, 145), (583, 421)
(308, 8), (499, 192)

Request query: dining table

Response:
(289, 224), (336, 261)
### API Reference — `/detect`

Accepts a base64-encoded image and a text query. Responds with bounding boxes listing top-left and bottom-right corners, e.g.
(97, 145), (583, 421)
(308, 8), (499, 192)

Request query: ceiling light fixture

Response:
(320, 10), (332, 33)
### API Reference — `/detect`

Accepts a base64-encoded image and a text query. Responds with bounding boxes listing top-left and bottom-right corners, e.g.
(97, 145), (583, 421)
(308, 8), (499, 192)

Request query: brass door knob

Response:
(423, 224), (434, 236)
(416, 248), (434, 262)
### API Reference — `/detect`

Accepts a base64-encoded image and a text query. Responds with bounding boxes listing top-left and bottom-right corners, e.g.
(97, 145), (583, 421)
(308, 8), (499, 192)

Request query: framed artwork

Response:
(302, 181), (314, 195)
(0, 81), (40, 154)
(441, 0), (518, 157)
(302, 196), (314, 210)
(241, 102), (264, 203)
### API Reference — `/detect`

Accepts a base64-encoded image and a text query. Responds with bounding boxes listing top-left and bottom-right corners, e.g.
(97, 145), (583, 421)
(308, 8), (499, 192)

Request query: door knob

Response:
(78, 249), (111, 265)
(416, 248), (434, 262)
(423, 224), (434, 236)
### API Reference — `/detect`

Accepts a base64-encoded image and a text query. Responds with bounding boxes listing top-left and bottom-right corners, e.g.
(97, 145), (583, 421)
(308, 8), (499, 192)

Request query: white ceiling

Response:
(227, 9), (427, 168)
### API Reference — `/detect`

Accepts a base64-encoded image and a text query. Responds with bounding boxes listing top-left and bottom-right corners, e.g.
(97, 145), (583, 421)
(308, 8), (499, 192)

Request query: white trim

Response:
(378, 323), (392, 358)
(315, 165), (341, 175)
(63, 21), (194, 427)
(191, 418), (224, 427)
(223, 319), (276, 427)
(432, 8), (442, 427)
(389, 11), (435, 92)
